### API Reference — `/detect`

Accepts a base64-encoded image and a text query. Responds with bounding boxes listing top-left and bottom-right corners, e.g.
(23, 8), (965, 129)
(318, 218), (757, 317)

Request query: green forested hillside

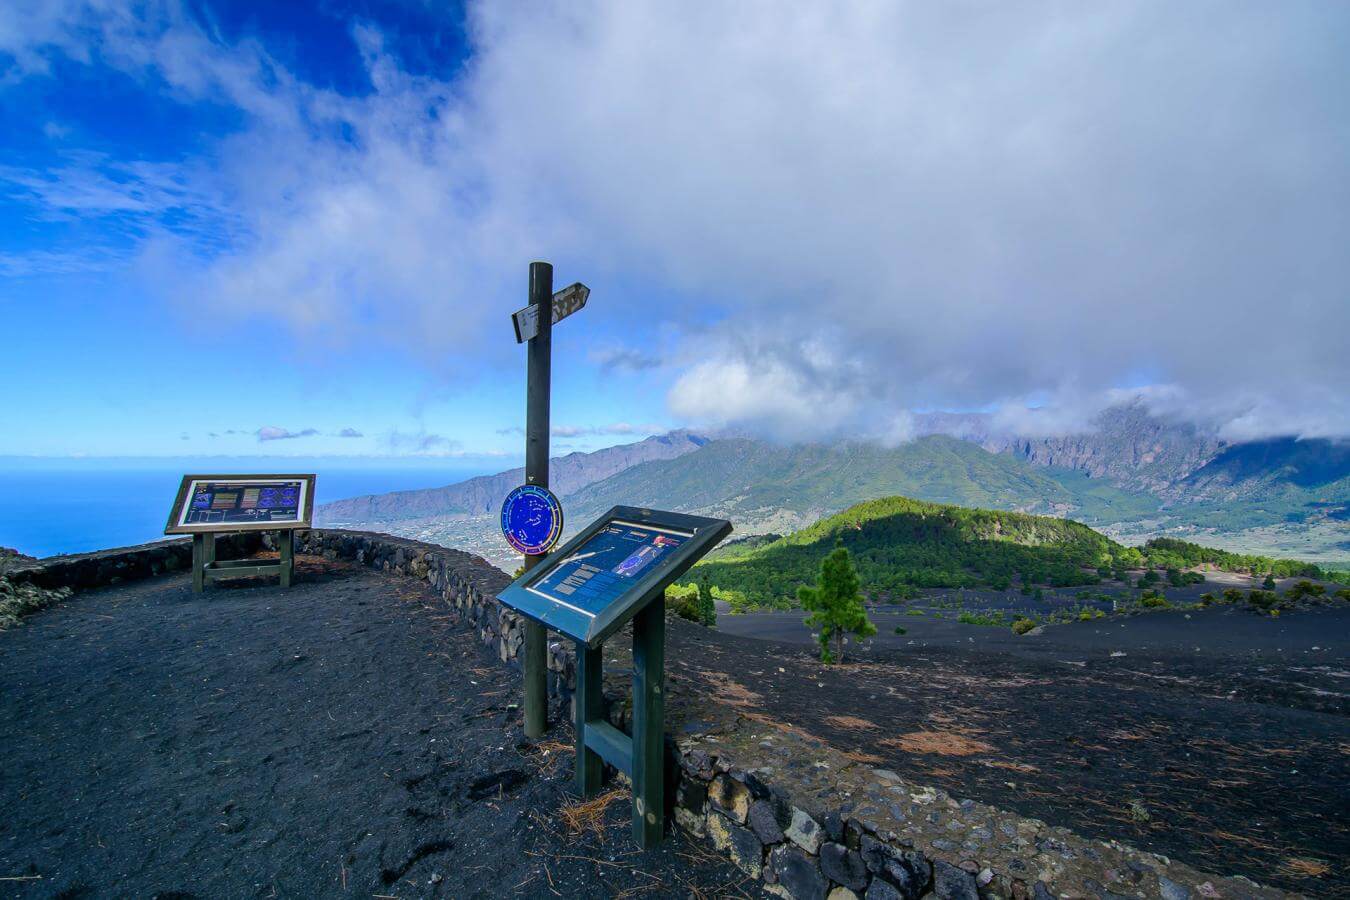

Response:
(695, 496), (1122, 608)
(694, 496), (1333, 610)
(1139, 537), (1324, 578)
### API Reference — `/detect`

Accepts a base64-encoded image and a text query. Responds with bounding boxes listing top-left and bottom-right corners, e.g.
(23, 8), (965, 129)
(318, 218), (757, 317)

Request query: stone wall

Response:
(10, 529), (1295, 899)
(5, 534), (262, 592)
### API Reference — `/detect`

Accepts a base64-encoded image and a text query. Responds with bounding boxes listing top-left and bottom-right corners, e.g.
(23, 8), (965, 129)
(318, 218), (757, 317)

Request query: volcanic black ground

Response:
(705, 602), (1350, 896)
(0, 559), (758, 899)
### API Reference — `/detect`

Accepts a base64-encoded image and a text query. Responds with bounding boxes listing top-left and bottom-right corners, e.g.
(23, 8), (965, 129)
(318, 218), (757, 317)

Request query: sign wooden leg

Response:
(191, 533), (206, 594)
(279, 529), (294, 588)
(574, 639), (604, 798)
(631, 594), (666, 848)
(524, 620), (547, 736)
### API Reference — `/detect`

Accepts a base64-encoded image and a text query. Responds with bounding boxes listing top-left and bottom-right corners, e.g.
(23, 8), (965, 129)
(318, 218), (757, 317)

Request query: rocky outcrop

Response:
(0, 545), (37, 574)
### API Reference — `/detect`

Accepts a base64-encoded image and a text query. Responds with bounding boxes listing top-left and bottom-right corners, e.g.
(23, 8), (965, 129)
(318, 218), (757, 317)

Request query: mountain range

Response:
(317, 403), (1350, 566)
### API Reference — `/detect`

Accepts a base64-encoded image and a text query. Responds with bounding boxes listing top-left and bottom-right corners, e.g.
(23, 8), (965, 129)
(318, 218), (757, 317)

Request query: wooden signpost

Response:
(511, 262), (592, 740)
(501, 262), (733, 847)
(164, 474), (315, 593)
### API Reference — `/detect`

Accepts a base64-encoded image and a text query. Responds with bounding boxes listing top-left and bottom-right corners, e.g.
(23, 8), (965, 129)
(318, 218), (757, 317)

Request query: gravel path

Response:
(0, 559), (758, 898)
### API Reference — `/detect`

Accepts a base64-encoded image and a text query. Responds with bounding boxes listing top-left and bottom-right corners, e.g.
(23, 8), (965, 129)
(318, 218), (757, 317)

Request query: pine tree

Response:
(797, 541), (876, 664)
(697, 574), (717, 628)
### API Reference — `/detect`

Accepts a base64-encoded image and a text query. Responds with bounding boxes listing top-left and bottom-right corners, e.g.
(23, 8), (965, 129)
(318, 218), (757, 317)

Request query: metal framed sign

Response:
(165, 475), (315, 534)
(497, 506), (732, 648)
(500, 484), (564, 556)
(498, 505), (731, 848)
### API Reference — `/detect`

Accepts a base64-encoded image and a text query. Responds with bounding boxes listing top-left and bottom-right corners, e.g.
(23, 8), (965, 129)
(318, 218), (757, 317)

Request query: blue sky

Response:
(0, 0), (683, 462)
(2, 1), (1347, 460)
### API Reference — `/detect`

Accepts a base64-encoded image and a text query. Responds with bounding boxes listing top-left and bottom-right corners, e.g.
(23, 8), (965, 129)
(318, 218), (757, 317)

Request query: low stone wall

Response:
(11, 529), (1295, 899)
(5, 534), (262, 592)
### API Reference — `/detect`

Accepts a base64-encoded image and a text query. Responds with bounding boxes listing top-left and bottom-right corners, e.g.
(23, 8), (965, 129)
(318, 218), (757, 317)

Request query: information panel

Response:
(496, 506), (731, 647)
(528, 520), (689, 618)
(165, 474), (316, 534)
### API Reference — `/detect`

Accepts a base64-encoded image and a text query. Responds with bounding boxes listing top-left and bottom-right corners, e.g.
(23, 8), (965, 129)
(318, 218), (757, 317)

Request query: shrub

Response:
(1199, 592), (1216, 606)
(1246, 590), (1279, 612)
(893, 625), (907, 635)
(1287, 580), (1326, 602)
(667, 583), (702, 623)
(905, 608), (926, 616)
(1262, 573), (1277, 590)
(1222, 588), (1245, 604)
(958, 611), (1006, 626)
(1139, 590), (1170, 609)
(1011, 617), (1037, 635)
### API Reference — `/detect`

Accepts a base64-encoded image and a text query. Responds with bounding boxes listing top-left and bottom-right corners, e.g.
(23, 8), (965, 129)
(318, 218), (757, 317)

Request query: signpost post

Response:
(164, 474), (315, 592)
(512, 262), (592, 740)
(496, 506), (732, 847)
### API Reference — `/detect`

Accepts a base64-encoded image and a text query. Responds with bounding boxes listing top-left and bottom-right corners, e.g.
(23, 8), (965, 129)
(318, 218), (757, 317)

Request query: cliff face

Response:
(0, 546), (37, 574)
(316, 431), (709, 524)
(988, 406), (1226, 496)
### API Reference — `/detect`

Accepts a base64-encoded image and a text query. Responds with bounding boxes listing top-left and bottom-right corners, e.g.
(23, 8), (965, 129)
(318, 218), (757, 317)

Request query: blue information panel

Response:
(527, 521), (689, 618)
(165, 474), (316, 534)
(496, 506), (732, 647)
(500, 484), (564, 556)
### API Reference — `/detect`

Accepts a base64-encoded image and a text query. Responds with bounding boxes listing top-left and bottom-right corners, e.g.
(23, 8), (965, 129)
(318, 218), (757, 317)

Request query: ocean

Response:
(0, 458), (502, 558)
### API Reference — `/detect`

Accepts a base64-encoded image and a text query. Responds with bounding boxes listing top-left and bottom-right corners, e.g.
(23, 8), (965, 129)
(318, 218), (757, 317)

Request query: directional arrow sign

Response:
(512, 282), (590, 343)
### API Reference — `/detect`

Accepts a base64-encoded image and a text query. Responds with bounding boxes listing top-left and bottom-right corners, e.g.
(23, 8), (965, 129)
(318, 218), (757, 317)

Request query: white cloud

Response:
(384, 429), (461, 454)
(257, 426), (318, 442)
(4, 1), (1348, 439)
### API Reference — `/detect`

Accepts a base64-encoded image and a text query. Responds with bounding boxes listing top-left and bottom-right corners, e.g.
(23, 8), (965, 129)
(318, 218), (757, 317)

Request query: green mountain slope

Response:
(693, 497), (1333, 610)
(695, 496), (1123, 609)
(568, 435), (1153, 532)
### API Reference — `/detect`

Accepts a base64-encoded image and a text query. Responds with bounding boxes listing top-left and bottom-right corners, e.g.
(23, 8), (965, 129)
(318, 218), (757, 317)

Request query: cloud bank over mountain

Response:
(5, 1), (1347, 441)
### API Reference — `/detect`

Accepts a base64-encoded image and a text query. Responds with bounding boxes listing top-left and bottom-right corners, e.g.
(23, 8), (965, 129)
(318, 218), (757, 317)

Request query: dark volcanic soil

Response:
(0, 559), (758, 899)
(698, 605), (1350, 896)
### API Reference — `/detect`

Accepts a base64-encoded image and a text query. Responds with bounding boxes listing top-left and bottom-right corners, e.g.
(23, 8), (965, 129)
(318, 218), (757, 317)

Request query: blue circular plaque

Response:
(500, 484), (564, 556)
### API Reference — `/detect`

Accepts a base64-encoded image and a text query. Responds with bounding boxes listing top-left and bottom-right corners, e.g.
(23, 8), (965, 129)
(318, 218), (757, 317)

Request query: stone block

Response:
(709, 774), (751, 824)
(708, 812), (763, 878)
(932, 860), (979, 900)
(865, 879), (903, 900)
(749, 799), (786, 844)
(820, 842), (869, 892)
(860, 835), (930, 900)
(786, 807), (824, 854)
(827, 889), (860, 900)
(769, 844), (827, 900)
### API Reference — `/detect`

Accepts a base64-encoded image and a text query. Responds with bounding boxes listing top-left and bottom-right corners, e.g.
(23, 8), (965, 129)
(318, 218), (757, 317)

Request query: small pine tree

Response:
(697, 574), (717, 628)
(798, 541), (876, 664)
(1262, 573), (1277, 590)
